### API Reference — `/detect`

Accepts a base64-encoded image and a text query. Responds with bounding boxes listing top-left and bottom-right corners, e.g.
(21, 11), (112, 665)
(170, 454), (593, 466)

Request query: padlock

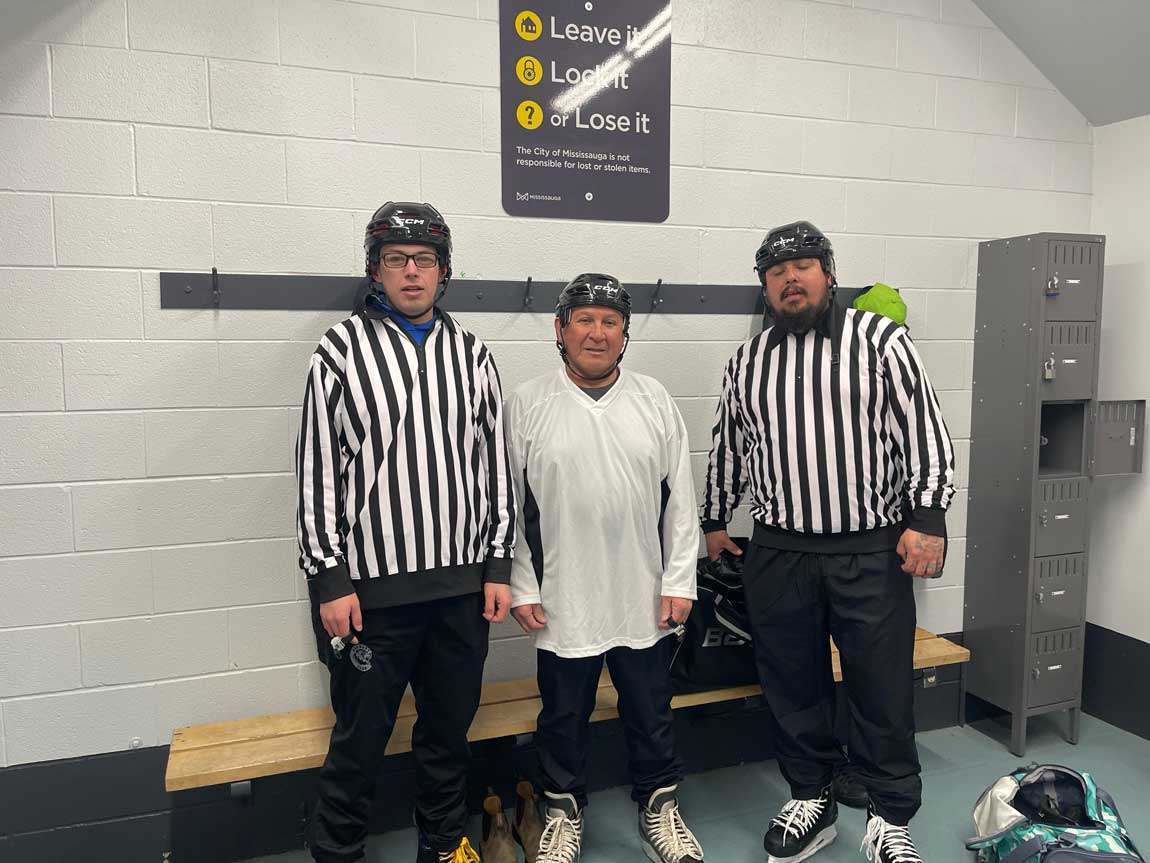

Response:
(1043, 355), (1056, 381)
(1045, 273), (1061, 297)
(523, 59), (537, 81)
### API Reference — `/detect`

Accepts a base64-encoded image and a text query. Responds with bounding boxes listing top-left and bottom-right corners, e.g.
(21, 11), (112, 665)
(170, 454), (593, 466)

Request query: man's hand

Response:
(511, 603), (548, 634)
(705, 529), (742, 561)
(660, 596), (693, 630)
(484, 583), (512, 623)
(897, 529), (945, 578)
(320, 593), (363, 640)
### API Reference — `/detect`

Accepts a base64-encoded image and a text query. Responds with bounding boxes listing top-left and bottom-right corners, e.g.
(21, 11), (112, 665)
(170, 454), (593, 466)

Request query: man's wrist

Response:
(483, 555), (512, 585)
(906, 506), (946, 537)
(307, 562), (355, 604)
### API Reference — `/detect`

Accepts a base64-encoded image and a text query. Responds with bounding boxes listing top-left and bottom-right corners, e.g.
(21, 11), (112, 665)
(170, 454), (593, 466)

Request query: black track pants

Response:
(742, 545), (922, 826)
(307, 590), (489, 862)
(534, 636), (683, 808)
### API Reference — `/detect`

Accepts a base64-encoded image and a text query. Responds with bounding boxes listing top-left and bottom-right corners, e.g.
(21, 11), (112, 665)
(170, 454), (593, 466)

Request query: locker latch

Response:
(1043, 354), (1056, 381)
(922, 667), (938, 688)
(1034, 590), (1045, 605)
(1039, 509), (1049, 527)
(1031, 666), (1041, 680)
(1046, 274), (1061, 296)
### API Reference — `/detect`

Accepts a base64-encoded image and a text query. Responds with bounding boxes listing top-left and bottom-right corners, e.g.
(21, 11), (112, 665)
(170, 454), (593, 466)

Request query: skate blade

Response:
(766, 825), (837, 863)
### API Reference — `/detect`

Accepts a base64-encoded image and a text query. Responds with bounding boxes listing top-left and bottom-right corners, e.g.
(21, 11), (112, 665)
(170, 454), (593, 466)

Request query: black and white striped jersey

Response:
(703, 305), (955, 543)
(296, 309), (516, 606)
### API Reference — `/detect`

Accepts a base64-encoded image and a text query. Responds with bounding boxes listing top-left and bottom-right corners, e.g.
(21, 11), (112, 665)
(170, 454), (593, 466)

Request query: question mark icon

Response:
(517, 100), (542, 129)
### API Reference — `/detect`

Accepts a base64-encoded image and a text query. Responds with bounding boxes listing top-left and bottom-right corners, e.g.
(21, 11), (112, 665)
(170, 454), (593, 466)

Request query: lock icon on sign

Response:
(516, 55), (542, 86)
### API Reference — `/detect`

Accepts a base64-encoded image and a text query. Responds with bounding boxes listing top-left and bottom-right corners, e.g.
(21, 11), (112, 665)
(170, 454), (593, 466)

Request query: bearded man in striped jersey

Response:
(702, 222), (955, 863)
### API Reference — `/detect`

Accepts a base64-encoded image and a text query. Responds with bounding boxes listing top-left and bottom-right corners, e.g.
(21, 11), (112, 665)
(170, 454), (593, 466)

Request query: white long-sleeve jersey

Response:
(506, 368), (699, 658)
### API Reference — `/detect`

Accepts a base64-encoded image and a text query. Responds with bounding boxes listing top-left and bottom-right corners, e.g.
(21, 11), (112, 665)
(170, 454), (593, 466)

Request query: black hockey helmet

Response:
(363, 201), (452, 282)
(555, 272), (632, 326)
(753, 220), (836, 286)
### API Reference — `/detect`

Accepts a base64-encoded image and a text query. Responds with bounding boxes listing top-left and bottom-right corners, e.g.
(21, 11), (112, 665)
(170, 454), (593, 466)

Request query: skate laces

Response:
(438, 836), (480, 863)
(861, 814), (922, 863)
(644, 798), (703, 860)
(538, 808), (582, 863)
(770, 797), (827, 841)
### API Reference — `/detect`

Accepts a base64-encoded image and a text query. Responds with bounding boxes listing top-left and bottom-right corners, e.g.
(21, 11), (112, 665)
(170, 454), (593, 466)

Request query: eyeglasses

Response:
(381, 251), (440, 269)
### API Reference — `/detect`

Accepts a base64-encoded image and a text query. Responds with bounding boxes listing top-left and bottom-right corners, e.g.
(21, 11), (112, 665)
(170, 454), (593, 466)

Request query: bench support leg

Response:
(957, 662), (967, 727)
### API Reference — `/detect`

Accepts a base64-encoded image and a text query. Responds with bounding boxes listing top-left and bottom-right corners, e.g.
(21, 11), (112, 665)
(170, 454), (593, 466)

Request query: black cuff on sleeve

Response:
(700, 519), (727, 534)
(483, 555), (512, 585)
(308, 562), (355, 603)
(907, 505), (947, 537)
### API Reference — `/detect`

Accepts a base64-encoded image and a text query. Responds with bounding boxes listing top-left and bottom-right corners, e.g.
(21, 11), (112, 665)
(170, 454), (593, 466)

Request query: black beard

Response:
(770, 291), (831, 335)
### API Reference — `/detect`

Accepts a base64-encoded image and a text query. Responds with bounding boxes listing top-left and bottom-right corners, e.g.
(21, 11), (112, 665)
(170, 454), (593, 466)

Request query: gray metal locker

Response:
(1043, 239), (1102, 321)
(1029, 628), (1084, 708)
(1040, 322), (1096, 400)
(1032, 554), (1086, 633)
(965, 233), (1146, 756)
(1034, 478), (1088, 557)
(1092, 400), (1146, 476)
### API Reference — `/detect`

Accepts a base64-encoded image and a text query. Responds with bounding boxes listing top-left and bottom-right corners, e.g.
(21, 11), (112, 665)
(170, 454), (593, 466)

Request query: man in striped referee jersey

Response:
(296, 202), (515, 863)
(702, 222), (954, 863)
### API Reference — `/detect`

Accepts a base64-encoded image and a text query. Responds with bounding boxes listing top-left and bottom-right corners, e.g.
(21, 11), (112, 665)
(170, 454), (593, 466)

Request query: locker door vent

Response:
(1037, 554), (1084, 582)
(1098, 401), (1140, 424)
(1040, 478), (1087, 502)
(1046, 322), (1093, 346)
(1036, 630), (1077, 655)
(1050, 242), (1096, 266)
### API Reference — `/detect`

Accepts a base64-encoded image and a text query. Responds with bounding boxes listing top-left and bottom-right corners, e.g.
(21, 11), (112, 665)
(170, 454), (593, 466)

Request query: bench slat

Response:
(166, 633), (967, 792)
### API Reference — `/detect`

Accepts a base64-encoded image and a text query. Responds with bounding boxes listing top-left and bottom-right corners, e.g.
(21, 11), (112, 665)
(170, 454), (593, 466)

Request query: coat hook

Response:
(211, 266), (221, 309)
(523, 276), (534, 309)
(650, 278), (663, 311)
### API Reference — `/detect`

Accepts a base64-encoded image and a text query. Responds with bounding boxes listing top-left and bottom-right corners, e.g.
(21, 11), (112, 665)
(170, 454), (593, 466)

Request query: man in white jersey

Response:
(506, 273), (704, 863)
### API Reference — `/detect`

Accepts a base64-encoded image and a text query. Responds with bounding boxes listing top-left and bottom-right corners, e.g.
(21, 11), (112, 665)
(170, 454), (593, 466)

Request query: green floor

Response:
(249, 713), (1150, 862)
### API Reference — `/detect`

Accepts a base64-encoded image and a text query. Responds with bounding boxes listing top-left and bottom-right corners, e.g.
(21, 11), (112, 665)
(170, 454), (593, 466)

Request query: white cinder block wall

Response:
(1087, 115), (1150, 645)
(0, 0), (1093, 768)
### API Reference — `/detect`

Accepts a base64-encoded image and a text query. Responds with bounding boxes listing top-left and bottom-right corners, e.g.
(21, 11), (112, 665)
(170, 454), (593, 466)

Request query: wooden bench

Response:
(165, 628), (969, 792)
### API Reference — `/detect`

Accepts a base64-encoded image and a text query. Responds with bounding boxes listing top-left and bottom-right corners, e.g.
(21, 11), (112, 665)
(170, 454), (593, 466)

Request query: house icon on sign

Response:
(520, 17), (538, 34)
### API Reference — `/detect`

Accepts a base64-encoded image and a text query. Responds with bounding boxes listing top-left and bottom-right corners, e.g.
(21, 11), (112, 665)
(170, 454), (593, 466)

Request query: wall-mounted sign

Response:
(499, 0), (671, 223)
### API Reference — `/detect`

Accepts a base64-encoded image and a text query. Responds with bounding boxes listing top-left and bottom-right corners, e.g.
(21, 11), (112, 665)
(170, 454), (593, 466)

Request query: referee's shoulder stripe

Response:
(317, 319), (354, 358)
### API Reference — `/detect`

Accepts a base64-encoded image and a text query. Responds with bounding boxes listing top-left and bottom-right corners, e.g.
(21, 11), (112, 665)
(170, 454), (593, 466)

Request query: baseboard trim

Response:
(1083, 622), (1150, 741)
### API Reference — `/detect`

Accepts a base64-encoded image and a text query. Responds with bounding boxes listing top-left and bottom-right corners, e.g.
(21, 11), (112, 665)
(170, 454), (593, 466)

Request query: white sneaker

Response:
(639, 785), (704, 863)
(536, 792), (583, 863)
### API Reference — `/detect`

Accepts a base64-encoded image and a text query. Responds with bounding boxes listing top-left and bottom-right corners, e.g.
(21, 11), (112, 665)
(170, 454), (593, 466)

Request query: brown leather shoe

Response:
(482, 788), (519, 863)
(513, 780), (545, 863)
